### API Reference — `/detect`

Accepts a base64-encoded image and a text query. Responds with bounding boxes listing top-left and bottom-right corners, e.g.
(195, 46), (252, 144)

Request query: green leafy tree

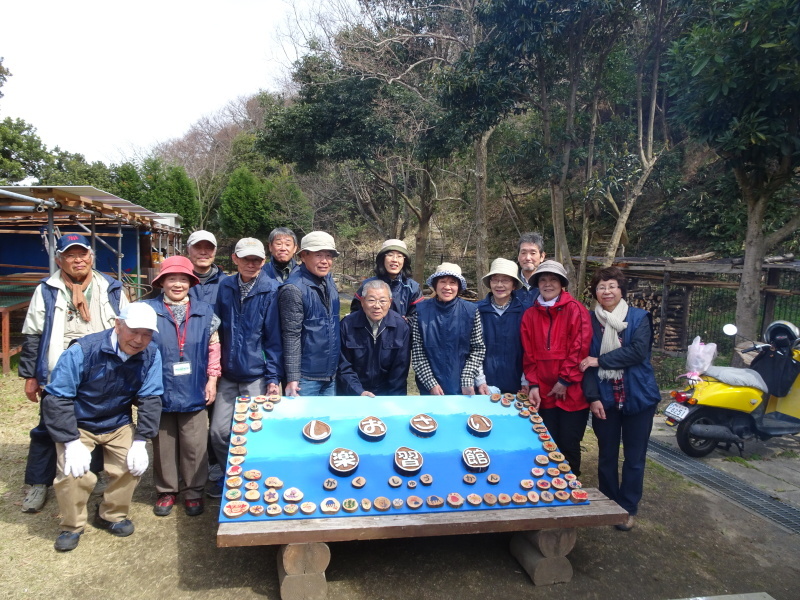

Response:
(0, 57), (10, 99)
(219, 166), (276, 239)
(0, 117), (50, 183)
(38, 148), (114, 189)
(667, 0), (800, 341)
(129, 157), (200, 230)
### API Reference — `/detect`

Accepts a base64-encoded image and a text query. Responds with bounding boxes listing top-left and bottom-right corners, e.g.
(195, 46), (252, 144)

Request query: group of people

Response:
(19, 227), (660, 552)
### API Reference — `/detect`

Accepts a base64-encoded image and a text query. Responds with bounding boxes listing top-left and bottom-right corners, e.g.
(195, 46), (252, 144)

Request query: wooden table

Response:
(218, 488), (627, 599)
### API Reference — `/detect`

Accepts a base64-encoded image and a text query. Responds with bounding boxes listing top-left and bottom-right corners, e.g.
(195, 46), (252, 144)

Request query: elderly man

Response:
(186, 230), (227, 305)
(279, 231), (340, 397)
(516, 232), (547, 307)
(18, 233), (128, 513)
(262, 227), (299, 284)
(338, 280), (411, 396)
(209, 238), (282, 496)
(42, 302), (163, 551)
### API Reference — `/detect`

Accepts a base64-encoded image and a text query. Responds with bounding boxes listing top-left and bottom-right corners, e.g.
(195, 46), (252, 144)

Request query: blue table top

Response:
(218, 395), (588, 523)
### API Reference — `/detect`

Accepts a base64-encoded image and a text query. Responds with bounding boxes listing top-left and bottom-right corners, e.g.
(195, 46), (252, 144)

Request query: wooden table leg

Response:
(277, 542), (331, 600)
(1, 310), (9, 375)
(510, 528), (576, 586)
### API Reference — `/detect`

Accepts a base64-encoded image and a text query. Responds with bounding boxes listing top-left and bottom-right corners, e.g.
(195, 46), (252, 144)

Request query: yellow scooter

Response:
(664, 321), (800, 457)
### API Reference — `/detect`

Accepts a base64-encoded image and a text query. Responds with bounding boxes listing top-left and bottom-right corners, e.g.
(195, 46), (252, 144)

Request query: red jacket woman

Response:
(520, 261), (592, 475)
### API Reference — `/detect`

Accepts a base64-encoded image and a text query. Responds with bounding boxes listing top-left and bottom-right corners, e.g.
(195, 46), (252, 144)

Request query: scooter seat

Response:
(704, 366), (769, 394)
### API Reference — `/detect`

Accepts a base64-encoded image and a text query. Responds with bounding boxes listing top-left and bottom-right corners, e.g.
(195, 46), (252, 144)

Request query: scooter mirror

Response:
(723, 324), (738, 336)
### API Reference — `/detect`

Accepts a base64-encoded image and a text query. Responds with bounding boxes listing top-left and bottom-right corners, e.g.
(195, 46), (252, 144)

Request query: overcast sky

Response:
(1, 0), (313, 165)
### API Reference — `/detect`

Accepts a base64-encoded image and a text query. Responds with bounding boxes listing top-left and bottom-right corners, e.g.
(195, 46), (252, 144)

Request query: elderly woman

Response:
(411, 262), (485, 395)
(351, 239), (422, 317)
(580, 266), (661, 531)
(142, 256), (221, 518)
(476, 258), (529, 395)
(520, 260), (592, 476)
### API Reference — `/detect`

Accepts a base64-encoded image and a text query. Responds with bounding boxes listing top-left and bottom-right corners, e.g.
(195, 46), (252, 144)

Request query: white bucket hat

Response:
(481, 258), (526, 289)
(118, 302), (159, 332)
(426, 262), (467, 291)
(300, 231), (339, 257)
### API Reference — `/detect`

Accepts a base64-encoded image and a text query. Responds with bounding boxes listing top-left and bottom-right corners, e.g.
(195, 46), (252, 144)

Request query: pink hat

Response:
(152, 256), (200, 287)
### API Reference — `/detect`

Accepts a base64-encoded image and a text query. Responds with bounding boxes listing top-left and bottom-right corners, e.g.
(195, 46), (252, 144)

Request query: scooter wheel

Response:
(676, 409), (718, 458)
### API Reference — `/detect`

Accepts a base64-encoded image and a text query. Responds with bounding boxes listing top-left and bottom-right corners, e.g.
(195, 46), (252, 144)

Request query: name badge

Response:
(173, 362), (192, 376)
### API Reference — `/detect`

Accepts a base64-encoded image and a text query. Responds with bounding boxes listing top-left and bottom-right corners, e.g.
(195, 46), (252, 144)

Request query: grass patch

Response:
(777, 450), (800, 459)
(723, 456), (754, 468)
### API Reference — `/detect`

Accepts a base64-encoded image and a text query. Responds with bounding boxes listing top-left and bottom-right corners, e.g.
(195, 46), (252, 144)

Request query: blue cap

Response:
(56, 234), (91, 253)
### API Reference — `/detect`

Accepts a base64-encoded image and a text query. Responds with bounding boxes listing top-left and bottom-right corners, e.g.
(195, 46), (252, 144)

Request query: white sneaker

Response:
(22, 484), (48, 513)
(207, 463), (223, 482)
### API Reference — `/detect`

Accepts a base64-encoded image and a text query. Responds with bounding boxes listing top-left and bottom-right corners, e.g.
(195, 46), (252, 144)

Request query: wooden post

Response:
(679, 285), (693, 351)
(761, 267), (782, 336)
(277, 543), (331, 600)
(510, 530), (574, 585)
(657, 272), (670, 349)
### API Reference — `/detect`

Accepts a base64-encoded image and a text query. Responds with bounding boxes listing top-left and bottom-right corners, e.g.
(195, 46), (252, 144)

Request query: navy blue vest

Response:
(356, 274), (421, 317)
(188, 266), (227, 306)
(589, 307), (661, 415)
(416, 297), (478, 394)
(285, 265), (340, 379)
(477, 292), (526, 393)
(143, 296), (214, 412)
(36, 272), (123, 383)
(74, 329), (158, 434)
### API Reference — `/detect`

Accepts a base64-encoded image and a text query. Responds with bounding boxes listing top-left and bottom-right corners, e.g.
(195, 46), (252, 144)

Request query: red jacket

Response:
(520, 292), (592, 411)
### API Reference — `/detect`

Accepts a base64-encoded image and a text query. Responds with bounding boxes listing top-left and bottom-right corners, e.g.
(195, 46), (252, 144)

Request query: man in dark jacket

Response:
(19, 233), (127, 513)
(516, 231), (546, 308)
(209, 238), (282, 495)
(262, 227), (299, 284)
(186, 230), (227, 305)
(279, 231), (340, 397)
(338, 280), (411, 396)
(42, 302), (163, 552)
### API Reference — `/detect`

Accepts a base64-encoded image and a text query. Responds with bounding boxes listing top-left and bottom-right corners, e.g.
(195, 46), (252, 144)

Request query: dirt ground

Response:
(3, 373), (800, 600)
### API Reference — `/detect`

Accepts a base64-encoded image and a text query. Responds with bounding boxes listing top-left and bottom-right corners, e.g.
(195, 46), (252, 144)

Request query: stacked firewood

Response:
(628, 286), (687, 351)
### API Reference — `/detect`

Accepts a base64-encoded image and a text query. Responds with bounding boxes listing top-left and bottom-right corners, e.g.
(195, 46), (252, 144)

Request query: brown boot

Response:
(615, 515), (635, 531)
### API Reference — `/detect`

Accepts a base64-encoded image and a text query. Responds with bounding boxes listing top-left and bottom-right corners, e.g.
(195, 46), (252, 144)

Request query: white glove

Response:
(126, 440), (149, 477)
(63, 439), (92, 478)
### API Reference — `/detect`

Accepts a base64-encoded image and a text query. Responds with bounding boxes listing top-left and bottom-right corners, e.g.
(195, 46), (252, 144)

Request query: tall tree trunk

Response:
(475, 126), (495, 298)
(413, 169), (434, 286)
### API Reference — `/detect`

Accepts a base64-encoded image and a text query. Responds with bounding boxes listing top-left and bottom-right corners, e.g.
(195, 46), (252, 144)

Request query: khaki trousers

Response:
(54, 424), (139, 532)
(153, 410), (209, 500)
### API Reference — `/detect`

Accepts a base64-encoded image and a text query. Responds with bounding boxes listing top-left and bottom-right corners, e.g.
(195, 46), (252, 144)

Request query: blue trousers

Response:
(298, 378), (336, 397)
(592, 403), (657, 516)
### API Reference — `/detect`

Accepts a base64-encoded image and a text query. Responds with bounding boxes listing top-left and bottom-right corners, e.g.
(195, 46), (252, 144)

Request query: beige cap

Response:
(118, 302), (159, 332)
(378, 239), (409, 259)
(234, 238), (266, 259)
(186, 230), (217, 247)
(300, 231), (339, 256)
(481, 258), (526, 289)
(530, 260), (569, 288)
(426, 262), (467, 291)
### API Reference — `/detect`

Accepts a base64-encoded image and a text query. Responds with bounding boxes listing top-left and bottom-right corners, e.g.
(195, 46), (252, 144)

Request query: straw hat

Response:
(481, 258), (525, 289)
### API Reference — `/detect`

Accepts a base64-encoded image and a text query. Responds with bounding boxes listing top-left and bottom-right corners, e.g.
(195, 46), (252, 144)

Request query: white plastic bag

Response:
(684, 336), (717, 382)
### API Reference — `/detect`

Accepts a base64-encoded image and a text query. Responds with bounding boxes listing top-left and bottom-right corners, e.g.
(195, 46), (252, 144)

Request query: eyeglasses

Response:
(597, 284), (620, 293)
(364, 299), (391, 307)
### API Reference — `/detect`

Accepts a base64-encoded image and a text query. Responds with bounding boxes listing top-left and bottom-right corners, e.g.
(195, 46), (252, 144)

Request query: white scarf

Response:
(594, 299), (629, 380)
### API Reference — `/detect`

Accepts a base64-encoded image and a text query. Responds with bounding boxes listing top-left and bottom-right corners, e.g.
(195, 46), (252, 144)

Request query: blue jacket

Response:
(284, 265), (340, 379)
(42, 328), (163, 440)
(262, 257), (298, 285)
(215, 274), (282, 384)
(142, 296), (215, 413)
(337, 309), (410, 395)
(352, 274), (422, 317)
(34, 272), (123, 383)
(189, 265), (227, 306)
(416, 297), (478, 395)
(477, 292), (526, 393)
(582, 306), (661, 415)
(516, 280), (540, 309)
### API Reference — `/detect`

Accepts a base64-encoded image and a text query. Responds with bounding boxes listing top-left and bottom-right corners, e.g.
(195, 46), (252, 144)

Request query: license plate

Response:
(664, 402), (690, 421)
